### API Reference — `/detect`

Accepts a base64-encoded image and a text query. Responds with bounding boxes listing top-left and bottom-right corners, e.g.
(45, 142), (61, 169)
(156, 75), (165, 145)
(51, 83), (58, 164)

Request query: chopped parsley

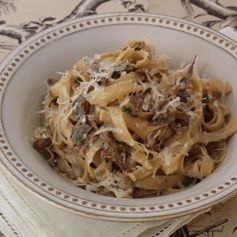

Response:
(207, 93), (214, 103)
(123, 106), (132, 114)
(75, 133), (84, 142)
(72, 102), (81, 119)
(74, 111), (81, 119)
(125, 63), (134, 71)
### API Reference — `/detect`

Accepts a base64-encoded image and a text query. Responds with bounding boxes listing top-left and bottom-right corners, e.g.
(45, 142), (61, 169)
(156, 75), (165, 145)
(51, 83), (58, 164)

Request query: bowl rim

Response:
(0, 12), (237, 222)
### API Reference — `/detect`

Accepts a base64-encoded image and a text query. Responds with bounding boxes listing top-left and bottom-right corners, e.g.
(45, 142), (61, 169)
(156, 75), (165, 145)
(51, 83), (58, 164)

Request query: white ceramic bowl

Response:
(1, 13), (237, 222)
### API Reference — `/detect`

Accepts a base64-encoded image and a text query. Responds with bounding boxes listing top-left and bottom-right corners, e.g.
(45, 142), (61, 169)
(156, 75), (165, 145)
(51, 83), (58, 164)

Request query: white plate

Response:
(0, 13), (237, 222)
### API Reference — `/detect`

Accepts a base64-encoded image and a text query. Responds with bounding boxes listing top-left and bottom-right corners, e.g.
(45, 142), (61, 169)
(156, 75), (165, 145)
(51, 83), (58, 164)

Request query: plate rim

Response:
(0, 12), (237, 221)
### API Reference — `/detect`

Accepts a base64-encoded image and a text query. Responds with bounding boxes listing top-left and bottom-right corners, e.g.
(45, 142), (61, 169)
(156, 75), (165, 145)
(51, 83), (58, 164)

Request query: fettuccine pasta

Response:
(32, 40), (237, 198)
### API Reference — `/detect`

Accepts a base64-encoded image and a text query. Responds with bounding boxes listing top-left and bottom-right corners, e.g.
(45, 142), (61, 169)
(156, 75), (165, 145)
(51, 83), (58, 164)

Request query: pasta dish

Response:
(32, 40), (237, 198)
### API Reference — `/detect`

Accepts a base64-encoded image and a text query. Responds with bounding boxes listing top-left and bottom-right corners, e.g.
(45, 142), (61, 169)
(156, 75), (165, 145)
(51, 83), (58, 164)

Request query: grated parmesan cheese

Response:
(80, 79), (102, 96)
(142, 93), (152, 111)
(99, 60), (113, 71)
(95, 126), (122, 135)
(160, 147), (172, 166)
(119, 96), (130, 108)
(188, 111), (198, 119)
(81, 114), (86, 123)
(154, 96), (181, 118)
(56, 71), (69, 76)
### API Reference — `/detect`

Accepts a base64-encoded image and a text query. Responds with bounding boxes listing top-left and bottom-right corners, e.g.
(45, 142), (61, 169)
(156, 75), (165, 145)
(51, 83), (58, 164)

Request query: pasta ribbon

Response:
(85, 139), (103, 175)
(199, 117), (237, 144)
(202, 103), (225, 132)
(123, 112), (154, 140)
(135, 175), (185, 191)
(86, 73), (140, 105)
(108, 106), (152, 169)
(185, 146), (214, 179)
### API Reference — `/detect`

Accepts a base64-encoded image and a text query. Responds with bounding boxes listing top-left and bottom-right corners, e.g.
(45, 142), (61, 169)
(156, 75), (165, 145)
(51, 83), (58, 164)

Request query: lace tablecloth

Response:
(0, 1), (237, 236)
